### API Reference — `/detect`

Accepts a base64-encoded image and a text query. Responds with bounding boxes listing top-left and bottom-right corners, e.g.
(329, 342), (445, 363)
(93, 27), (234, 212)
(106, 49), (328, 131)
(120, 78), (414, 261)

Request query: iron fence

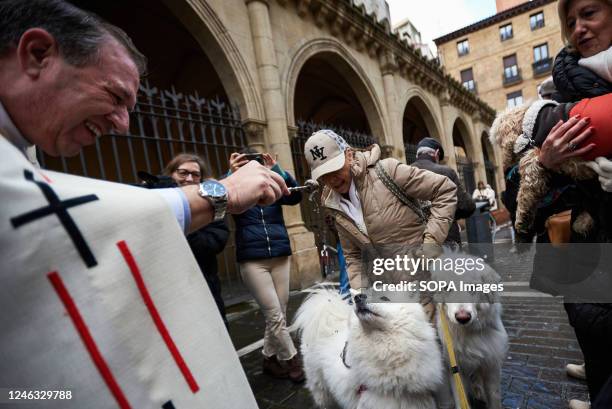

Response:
(457, 157), (476, 195)
(404, 143), (417, 164)
(38, 80), (249, 303)
(484, 159), (498, 194)
(291, 120), (377, 276)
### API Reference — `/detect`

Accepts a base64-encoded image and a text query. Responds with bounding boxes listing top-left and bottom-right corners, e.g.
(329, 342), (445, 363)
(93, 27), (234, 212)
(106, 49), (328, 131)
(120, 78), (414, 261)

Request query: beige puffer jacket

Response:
(321, 145), (457, 289)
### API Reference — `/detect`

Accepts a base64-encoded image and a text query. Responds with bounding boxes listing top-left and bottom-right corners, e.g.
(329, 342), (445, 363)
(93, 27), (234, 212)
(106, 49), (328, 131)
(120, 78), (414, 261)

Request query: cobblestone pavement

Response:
(227, 238), (589, 409)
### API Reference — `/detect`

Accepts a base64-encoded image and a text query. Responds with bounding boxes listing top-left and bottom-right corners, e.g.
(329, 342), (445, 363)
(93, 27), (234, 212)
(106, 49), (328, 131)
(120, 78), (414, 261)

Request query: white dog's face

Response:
(347, 293), (443, 394)
(352, 293), (417, 331)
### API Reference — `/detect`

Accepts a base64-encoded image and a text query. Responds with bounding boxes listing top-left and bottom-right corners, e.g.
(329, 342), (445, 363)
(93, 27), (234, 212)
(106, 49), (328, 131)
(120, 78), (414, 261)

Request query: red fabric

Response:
(569, 92), (612, 161)
(117, 240), (200, 394)
(48, 271), (132, 409)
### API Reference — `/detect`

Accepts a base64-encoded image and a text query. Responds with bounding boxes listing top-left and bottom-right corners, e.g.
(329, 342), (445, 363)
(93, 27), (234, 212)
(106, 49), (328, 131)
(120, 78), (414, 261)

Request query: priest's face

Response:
(26, 36), (139, 157)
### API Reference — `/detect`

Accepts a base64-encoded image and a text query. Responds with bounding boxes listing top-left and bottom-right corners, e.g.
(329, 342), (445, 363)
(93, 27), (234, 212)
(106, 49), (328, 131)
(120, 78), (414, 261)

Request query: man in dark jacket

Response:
(412, 137), (475, 246)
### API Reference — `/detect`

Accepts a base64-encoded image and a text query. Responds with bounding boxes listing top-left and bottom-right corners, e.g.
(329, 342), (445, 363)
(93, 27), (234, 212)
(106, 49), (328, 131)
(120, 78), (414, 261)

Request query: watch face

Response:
(202, 180), (226, 197)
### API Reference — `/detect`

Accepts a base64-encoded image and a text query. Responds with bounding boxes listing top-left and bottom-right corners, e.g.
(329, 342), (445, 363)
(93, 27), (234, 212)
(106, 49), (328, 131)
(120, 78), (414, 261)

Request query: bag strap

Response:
(374, 161), (426, 224)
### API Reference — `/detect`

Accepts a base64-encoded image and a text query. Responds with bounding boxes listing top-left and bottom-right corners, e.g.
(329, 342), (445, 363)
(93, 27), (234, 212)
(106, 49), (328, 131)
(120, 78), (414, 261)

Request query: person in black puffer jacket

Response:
(226, 148), (304, 383)
(552, 47), (612, 103)
(539, 1), (612, 407)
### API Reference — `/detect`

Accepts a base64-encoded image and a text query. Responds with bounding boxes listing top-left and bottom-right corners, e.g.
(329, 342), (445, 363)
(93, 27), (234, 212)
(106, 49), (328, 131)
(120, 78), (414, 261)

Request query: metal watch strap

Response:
(199, 183), (227, 221)
(374, 161), (427, 224)
(210, 195), (227, 221)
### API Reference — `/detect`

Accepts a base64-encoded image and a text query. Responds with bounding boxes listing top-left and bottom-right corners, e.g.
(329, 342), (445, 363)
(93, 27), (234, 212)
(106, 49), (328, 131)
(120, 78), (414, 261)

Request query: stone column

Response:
(470, 114), (488, 185)
(246, 0), (320, 289)
(439, 92), (458, 172)
(242, 119), (267, 152)
(380, 51), (406, 162)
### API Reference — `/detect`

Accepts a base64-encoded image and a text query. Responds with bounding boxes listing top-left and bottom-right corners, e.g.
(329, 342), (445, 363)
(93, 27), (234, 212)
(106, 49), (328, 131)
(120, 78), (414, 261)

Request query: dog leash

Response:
(438, 304), (471, 409)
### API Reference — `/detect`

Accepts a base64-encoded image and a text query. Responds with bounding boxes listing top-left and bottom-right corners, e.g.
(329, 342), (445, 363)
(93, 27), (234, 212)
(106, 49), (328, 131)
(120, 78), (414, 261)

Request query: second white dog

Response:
(434, 253), (509, 409)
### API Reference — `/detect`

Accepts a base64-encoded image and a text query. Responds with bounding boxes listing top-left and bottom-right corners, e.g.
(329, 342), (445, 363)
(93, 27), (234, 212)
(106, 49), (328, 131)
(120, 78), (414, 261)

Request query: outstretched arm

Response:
(183, 161), (289, 233)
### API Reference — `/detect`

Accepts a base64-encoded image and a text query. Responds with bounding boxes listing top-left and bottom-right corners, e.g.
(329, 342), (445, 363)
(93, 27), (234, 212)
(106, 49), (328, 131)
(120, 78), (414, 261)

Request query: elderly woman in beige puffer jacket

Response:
(304, 130), (457, 291)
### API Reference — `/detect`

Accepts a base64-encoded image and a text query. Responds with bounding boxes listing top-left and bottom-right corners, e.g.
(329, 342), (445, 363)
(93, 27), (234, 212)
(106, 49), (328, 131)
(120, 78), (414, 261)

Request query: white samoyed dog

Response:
(294, 289), (442, 409)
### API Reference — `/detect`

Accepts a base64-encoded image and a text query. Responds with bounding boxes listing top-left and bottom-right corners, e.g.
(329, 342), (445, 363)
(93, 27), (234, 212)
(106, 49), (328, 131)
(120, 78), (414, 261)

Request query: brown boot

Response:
(285, 355), (305, 383)
(262, 355), (288, 379)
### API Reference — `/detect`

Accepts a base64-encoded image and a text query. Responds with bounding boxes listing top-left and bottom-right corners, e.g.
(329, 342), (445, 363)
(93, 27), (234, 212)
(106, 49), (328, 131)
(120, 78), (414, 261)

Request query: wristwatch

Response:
(198, 180), (228, 221)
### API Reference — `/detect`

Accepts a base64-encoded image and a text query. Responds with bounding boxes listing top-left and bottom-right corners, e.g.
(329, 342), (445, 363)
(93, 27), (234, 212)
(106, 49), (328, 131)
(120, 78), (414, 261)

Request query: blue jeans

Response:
(337, 242), (350, 295)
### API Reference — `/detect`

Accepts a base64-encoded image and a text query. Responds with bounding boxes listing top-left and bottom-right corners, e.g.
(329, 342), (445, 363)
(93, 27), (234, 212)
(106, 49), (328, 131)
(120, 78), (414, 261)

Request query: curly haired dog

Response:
(488, 93), (612, 238)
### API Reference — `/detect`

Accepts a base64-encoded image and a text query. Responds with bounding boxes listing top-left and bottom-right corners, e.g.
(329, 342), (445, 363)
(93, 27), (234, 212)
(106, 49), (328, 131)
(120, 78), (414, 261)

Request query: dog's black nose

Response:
(354, 294), (367, 306)
(455, 311), (472, 325)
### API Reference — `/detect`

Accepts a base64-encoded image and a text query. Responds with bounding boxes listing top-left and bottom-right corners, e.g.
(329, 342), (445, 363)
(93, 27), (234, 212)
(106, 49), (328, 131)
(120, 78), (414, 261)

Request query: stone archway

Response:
(285, 38), (388, 140)
(400, 92), (443, 163)
(162, 0), (265, 120)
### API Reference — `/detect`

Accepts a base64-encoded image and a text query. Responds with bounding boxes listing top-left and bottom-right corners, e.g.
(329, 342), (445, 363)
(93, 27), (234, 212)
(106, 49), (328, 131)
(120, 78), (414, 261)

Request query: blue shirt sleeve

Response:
(153, 188), (192, 234)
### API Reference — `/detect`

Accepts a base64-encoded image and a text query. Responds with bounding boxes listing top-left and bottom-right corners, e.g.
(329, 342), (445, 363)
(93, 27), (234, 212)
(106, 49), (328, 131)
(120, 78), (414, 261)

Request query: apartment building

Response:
(435, 0), (563, 111)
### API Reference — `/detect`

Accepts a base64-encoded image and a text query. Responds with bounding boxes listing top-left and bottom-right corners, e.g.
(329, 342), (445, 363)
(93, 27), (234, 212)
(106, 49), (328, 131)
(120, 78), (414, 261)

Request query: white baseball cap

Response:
(304, 130), (349, 180)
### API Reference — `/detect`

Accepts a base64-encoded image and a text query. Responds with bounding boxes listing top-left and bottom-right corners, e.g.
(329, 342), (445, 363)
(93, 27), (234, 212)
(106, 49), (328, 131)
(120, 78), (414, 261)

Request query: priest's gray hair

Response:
(0, 0), (147, 75)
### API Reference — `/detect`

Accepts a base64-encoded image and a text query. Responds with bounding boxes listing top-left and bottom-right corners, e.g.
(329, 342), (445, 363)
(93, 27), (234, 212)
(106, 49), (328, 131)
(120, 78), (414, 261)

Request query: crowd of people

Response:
(1, 0), (612, 408)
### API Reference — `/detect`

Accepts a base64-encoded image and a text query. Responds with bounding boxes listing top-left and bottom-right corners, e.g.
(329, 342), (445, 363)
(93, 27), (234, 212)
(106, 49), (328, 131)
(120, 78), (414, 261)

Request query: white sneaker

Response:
(568, 399), (590, 409)
(566, 363), (587, 380)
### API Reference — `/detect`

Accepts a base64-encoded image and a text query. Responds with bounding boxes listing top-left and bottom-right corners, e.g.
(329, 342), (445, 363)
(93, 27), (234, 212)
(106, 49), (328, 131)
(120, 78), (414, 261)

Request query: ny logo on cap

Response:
(310, 146), (327, 161)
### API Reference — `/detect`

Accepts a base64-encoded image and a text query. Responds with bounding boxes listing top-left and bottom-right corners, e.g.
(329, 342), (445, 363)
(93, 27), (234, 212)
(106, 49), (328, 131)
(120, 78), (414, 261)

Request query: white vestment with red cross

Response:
(0, 134), (258, 409)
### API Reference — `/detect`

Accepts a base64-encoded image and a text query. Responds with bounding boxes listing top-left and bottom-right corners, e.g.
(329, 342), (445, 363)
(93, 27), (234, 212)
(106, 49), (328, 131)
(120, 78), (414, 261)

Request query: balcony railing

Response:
(532, 57), (553, 77)
(503, 68), (522, 86)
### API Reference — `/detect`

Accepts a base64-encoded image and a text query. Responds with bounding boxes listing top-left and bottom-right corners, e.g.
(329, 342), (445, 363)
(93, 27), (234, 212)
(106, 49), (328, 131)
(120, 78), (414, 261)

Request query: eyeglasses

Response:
(175, 168), (202, 179)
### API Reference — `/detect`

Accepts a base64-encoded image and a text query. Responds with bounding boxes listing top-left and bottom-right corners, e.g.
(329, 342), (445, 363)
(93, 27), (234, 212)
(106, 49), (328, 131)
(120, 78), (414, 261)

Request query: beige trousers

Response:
(239, 256), (297, 360)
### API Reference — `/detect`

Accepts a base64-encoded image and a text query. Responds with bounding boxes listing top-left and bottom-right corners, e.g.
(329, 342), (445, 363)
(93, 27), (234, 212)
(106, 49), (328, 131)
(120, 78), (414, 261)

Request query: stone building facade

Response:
(43, 0), (502, 300)
(435, 0), (563, 112)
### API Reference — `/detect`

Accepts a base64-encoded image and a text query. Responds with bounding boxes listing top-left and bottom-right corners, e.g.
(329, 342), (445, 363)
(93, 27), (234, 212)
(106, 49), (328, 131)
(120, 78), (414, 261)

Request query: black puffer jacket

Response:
(551, 47), (612, 404)
(551, 46), (612, 244)
(552, 47), (612, 102)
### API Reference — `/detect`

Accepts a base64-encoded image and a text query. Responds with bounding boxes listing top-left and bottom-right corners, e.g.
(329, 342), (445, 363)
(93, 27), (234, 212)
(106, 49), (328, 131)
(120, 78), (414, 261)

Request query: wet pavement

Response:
(226, 233), (589, 409)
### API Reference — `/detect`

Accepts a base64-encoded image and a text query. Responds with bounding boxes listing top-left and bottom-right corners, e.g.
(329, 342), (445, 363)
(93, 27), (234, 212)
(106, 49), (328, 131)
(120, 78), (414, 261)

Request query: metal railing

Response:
(405, 143), (418, 164)
(457, 156), (476, 194)
(38, 80), (250, 303)
(503, 68), (522, 86)
(484, 159), (498, 194)
(532, 57), (553, 77)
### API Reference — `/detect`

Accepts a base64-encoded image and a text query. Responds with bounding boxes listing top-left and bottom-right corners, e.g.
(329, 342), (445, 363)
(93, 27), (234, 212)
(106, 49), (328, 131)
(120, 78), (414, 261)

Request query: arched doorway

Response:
(453, 119), (476, 194)
(294, 55), (372, 133)
(401, 96), (440, 163)
(290, 51), (380, 252)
